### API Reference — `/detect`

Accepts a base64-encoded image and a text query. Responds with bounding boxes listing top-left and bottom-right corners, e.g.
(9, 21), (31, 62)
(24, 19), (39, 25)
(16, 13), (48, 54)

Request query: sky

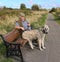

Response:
(0, 0), (60, 9)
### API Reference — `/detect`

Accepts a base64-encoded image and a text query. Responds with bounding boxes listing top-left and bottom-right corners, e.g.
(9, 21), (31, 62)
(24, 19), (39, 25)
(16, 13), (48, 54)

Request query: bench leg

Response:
(18, 46), (24, 62)
(6, 48), (9, 57)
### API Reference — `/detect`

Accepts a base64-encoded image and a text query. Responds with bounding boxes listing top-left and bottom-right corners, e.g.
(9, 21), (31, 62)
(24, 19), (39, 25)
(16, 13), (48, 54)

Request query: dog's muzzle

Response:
(42, 30), (48, 34)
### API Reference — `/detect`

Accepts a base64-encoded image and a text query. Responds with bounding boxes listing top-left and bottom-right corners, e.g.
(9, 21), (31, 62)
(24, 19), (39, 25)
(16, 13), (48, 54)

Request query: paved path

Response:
(19, 14), (60, 62)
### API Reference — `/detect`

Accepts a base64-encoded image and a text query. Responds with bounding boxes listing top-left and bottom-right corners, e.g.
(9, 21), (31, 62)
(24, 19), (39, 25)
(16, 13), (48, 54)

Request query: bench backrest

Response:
(4, 29), (22, 42)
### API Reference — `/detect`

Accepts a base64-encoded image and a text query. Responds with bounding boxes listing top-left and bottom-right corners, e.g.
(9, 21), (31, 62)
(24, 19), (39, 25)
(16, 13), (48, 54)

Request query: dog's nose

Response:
(46, 32), (48, 34)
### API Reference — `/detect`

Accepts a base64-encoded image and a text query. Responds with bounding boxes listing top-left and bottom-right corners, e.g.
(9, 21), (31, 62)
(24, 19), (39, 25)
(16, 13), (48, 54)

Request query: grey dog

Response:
(22, 25), (49, 51)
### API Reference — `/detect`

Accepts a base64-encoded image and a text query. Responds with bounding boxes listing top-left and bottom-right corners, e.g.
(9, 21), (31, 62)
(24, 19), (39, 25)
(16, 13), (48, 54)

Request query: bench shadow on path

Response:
(11, 41), (40, 62)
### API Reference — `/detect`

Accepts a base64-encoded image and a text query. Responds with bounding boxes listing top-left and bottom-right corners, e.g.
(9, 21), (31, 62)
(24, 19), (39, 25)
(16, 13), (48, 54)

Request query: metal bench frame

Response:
(0, 34), (24, 62)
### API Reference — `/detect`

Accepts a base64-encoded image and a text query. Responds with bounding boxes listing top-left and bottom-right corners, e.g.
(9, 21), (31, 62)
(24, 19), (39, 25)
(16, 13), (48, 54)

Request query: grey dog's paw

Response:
(42, 47), (46, 49)
(39, 48), (44, 51)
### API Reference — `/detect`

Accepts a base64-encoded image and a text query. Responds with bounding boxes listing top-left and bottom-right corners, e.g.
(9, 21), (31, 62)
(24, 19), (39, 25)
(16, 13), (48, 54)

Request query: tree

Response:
(3, 6), (7, 9)
(31, 4), (39, 11)
(20, 3), (26, 10)
(39, 5), (41, 9)
(49, 8), (56, 13)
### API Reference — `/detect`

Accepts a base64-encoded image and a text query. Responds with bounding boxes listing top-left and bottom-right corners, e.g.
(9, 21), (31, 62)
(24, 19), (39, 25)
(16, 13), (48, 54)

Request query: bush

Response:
(56, 12), (60, 16)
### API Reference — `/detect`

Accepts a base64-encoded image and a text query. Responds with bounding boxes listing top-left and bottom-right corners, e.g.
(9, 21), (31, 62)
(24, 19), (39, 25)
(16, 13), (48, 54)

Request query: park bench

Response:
(0, 29), (27, 62)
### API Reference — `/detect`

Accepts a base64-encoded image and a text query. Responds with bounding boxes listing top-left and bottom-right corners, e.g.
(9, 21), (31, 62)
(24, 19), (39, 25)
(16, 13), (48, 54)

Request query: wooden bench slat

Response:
(3, 29), (27, 47)
(4, 29), (20, 42)
(16, 38), (27, 47)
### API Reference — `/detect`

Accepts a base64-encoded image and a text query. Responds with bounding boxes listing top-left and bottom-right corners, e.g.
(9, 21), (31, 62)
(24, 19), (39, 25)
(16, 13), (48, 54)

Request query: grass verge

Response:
(53, 14), (60, 25)
(31, 14), (47, 29)
(0, 42), (13, 62)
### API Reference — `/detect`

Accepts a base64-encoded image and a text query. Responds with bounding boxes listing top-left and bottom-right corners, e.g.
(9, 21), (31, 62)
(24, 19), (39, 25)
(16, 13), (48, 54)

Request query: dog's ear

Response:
(39, 27), (43, 31)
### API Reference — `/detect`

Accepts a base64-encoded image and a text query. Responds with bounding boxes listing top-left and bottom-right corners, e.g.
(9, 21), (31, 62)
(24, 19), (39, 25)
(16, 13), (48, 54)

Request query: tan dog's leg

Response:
(38, 39), (43, 51)
(28, 40), (34, 49)
(41, 34), (46, 49)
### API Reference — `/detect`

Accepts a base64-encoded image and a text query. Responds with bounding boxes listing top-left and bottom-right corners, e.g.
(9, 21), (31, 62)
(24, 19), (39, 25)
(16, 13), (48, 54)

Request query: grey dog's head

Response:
(41, 25), (49, 34)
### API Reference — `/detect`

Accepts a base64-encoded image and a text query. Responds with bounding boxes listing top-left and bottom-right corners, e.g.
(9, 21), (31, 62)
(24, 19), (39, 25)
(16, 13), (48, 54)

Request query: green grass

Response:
(0, 21), (15, 62)
(0, 24), (14, 34)
(0, 42), (13, 62)
(31, 14), (47, 29)
(0, 43), (6, 55)
(54, 14), (60, 25)
(0, 58), (13, 62)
